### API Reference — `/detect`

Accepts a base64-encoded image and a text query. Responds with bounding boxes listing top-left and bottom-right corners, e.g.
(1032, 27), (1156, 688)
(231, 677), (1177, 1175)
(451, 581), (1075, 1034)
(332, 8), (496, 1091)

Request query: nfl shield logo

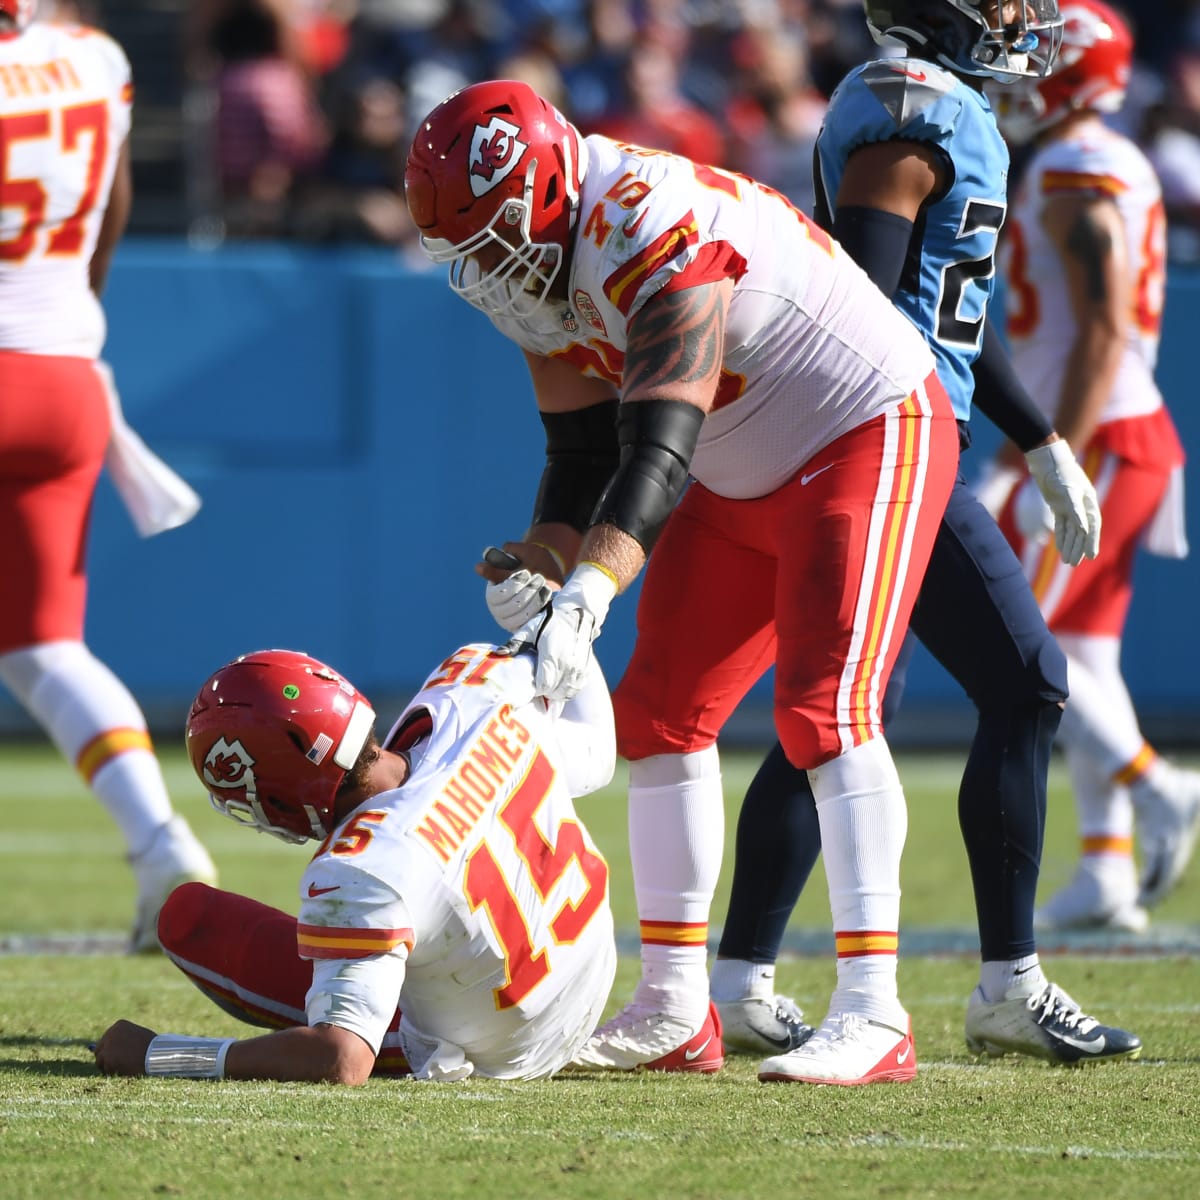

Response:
(573, 290), (607, 335)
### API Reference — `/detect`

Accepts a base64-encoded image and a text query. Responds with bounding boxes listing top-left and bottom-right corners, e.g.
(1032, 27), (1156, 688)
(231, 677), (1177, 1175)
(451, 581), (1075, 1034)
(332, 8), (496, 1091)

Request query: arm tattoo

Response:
(1065, 210), (1114, 304)
(623, 285), (725, 401)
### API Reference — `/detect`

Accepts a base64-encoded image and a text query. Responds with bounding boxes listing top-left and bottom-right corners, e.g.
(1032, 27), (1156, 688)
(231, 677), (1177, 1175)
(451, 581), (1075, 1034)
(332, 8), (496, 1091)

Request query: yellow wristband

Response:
(579, 559), (620, 590)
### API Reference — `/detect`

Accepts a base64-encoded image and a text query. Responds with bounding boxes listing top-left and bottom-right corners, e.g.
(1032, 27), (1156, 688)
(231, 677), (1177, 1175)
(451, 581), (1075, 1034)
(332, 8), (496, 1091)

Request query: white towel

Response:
(99, 360), (202, 538)
(1143, 463), (1189, 559)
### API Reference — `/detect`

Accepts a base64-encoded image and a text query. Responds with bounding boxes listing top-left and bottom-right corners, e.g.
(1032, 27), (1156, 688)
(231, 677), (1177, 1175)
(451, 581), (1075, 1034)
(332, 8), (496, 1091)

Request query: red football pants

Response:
(0, 351), (109, 653)
(159, 883), (410, 1075)
(1000, 438), (1175, 637)
(614, 375), (958, 768)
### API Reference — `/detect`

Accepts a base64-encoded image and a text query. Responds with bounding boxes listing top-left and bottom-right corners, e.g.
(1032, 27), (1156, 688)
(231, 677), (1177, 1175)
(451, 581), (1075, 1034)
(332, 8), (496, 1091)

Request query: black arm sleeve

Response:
(830, 205), (915, 298)
(589, 400), (704, 553)
(531, 400), (620, 532)
(970, 319), (1054, 452)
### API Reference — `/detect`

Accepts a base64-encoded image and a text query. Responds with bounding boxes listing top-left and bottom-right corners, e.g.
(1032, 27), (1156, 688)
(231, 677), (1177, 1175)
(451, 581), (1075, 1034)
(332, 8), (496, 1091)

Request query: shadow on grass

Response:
(0, 1034), (101, 1077)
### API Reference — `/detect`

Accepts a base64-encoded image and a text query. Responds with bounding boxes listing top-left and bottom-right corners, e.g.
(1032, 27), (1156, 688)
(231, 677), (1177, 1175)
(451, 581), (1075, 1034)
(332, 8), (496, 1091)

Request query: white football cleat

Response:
(571, 1001), (724, 1073)
(1133, 763), (1200, 908)
(964, 981), (1141, 1065)
(130, 815), (218, 953)
(758, 1011), (916, 1085)
(716, 994), (815, 1055)
(1034, 856), (1148, 933)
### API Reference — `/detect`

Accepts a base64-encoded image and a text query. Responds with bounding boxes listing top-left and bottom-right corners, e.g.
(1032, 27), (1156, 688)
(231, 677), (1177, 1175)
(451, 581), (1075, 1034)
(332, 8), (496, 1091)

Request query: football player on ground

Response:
(710, 0), (1142, 1071)
(0, 0), (215, 950)
(92, 641), (619, 1082)
(407, 77), (962, 1086)
(985, 0), (1199, 930)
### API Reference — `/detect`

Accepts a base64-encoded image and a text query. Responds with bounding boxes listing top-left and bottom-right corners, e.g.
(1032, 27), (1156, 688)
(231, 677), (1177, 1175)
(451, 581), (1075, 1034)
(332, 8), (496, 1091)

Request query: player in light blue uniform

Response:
(817, 56), (1009, 421)
(713, 0), (1142, 1080)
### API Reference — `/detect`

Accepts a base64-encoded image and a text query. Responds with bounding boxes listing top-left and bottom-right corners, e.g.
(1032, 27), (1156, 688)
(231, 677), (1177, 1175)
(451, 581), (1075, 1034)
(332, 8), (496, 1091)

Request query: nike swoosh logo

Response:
(1059, 1032), (1104, 1054)
(800, 463), (835, 486)
(684, 1035), (713, 1061)
(623, 209), (649, 237)
(893, 67), (927, 82)
(896, 1043), (911, 1064)
(308, 883), (340, 897)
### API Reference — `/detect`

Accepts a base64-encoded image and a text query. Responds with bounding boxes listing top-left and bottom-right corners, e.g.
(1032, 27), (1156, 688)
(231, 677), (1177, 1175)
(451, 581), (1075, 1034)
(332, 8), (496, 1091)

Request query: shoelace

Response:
(1026, 984), (1100, 1034)
(770, 996), (807, 1026)
(809, 1012), (867, 1048)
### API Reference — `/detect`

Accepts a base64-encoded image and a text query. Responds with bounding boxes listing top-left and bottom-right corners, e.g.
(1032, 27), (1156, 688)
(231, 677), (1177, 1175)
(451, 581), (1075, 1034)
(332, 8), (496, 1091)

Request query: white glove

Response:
(1024, 440), (1102, 567)
(972, 460), (1022, 520)
(1013, 476), (1054, 544)
(507, 562), (617, 701)
(486, 568), (553, 632)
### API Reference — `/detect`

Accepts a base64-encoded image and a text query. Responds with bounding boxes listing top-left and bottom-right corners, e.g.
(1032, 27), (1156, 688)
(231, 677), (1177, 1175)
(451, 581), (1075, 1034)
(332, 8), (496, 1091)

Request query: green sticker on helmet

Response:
(282, 684), (300, 700)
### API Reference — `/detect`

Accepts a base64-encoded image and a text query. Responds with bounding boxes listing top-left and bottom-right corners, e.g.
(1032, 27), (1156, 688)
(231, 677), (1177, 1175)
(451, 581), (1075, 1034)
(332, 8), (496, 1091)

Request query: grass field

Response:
(1, 743), (1198, 1199)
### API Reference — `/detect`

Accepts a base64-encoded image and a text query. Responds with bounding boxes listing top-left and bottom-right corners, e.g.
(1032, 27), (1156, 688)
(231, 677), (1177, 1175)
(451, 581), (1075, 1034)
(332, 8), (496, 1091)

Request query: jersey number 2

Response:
(937, 198), (1005, 348)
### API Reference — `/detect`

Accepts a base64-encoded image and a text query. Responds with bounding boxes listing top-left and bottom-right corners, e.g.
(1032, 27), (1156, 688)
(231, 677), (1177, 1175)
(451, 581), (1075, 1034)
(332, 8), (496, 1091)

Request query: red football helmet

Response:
(405, 79), (586, 319)
(0, 0), (36, 29)
(185, 650), (376, 844)
(994, 0), (1132, 142)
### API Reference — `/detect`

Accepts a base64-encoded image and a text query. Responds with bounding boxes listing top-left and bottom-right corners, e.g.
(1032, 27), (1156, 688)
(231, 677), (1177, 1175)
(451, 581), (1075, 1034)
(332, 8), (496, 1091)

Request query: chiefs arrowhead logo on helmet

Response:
(468, 117), (528, 198)
(202, 737), (255, 789)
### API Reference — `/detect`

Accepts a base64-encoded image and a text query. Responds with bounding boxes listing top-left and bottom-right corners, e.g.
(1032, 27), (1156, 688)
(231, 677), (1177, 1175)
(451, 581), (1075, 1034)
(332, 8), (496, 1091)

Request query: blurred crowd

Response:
(185, 0), (1200, 261)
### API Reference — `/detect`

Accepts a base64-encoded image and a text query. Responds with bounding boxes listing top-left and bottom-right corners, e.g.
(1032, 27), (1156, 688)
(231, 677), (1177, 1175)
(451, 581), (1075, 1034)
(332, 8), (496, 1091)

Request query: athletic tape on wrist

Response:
(530, 541), (567, 575)
(144, 1034), (236, 1079)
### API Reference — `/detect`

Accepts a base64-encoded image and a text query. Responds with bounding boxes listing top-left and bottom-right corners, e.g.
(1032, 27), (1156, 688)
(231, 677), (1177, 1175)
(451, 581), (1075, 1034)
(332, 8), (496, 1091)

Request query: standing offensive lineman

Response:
(408, 78), (960, 1085)
(0, 1), (215, 951)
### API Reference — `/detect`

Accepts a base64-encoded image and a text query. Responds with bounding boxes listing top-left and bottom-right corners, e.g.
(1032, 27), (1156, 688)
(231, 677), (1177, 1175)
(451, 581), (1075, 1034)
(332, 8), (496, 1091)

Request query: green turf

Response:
(1, 743), (1198, 1199)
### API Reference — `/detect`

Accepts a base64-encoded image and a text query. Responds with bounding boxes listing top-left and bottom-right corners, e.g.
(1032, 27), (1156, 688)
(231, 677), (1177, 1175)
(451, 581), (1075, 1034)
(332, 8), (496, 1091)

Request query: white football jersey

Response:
(296, 644), (616, 1080)
(486, 135), (937, 500)
(1003, 123), (1167, 424)
(0, 22), (132, 357)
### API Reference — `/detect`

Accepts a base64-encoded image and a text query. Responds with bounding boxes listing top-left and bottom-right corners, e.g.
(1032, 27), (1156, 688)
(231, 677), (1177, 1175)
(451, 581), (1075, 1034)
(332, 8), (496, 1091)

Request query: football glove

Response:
(1024, 440), (1102, 567)
(487, 567), (553, 632)
(505, 562), (617, 701)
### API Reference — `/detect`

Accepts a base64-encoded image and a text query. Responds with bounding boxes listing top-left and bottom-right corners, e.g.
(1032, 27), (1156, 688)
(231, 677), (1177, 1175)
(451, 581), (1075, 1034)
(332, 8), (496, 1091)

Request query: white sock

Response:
(1064, 739), (1134, 860)
(710, 959), (776, 1003)
(980, 956), (1045, 1003)
(809, 737), (907, 1027)
(1057, 634), (1148, 780)
(628, 747), (724, 1021)
(0, 641), (174, 855)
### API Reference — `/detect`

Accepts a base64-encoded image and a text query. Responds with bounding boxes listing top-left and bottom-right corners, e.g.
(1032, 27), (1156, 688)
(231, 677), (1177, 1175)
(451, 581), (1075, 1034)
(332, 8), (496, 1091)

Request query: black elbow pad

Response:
(590, 400), (704, 552)
(532, 401), (620, 531)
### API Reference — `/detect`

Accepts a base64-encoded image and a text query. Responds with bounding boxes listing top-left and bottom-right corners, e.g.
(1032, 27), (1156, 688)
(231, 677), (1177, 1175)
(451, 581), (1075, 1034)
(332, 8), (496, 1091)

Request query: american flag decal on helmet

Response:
(307, 732), (334, 765)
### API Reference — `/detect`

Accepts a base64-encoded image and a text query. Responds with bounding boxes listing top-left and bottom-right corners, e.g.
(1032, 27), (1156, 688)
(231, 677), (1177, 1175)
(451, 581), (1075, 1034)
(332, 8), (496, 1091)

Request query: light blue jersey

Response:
(815, 58), (1010, 422)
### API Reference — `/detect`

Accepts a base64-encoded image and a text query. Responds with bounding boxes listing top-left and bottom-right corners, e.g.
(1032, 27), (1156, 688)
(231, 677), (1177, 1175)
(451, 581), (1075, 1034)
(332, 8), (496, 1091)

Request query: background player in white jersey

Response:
(93, 641), (619, 1082)
(406, 79), (960, 1085)
(0, 0), (215, 951)
(986, 0), (1199, 930)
